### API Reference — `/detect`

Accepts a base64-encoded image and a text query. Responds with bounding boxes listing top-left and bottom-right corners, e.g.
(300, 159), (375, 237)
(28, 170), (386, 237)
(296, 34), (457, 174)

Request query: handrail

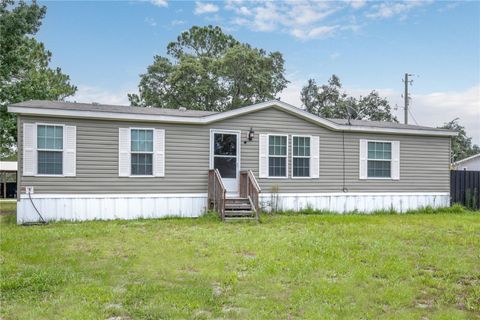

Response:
(208, 169), (226, 220)
(240, 170), (261, 216)
(214, 169), (227, 191)
(247, 170), (261, 193)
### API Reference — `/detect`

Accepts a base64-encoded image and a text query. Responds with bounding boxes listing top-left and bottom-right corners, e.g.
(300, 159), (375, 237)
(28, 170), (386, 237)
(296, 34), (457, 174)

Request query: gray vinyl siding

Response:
(18, 106), (451, 194)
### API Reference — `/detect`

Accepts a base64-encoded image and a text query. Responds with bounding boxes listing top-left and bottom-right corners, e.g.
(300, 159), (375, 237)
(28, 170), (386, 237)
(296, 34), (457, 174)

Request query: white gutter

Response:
(452, 153), (480, 166)
(8, 100), (457, 137)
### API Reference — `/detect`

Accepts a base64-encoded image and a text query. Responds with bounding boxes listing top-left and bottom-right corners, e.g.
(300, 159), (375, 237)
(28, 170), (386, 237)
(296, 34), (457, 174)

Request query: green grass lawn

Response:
(0, 200), (17, 215)
(1, 210), (479, 319)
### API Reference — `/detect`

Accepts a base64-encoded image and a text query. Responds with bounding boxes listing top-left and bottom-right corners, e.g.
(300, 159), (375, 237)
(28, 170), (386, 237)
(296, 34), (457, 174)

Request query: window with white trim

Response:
(367, 141), (391, 178)
(131, 129), (153, 175)
(268, 135), (287, 177)
(292, 136), (310, 177)
(37, 125), (63, 175)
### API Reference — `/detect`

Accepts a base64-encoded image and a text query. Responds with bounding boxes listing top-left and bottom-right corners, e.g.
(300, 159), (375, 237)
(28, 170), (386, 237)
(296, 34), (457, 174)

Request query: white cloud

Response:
(194, 2), (219, 15)
(280, 82), (480, 144)
(279, 79), (303, 107)
(171, 19), (185, 26)
(228, 1), (340, 36)
(366, 1), (428, 19)
(223, 0), (432, 40)
(236, 6), (252, 16)
(438, 2), (459, 12)
(150, 0), (168, 8)
(144, 17), (157, 27)
(67, 85), (132, 106)
(250, 2), (281, 32)
(350, 0), (366, 9)
(289, 4), (337, 26)
(290, 25), (338, 40)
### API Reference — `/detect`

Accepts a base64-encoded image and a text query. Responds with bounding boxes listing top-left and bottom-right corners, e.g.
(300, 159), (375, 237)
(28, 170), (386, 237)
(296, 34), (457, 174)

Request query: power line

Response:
(408, 108), (419, 125)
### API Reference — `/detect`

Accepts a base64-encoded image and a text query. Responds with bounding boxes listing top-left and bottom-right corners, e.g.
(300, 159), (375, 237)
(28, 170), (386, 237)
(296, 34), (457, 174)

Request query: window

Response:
(293, 136), (310, 177)
(367, 141), (392, 178)
(37, 125), (63, 175)
(268, 135), (287, 177)
(131, 129), (153, 175)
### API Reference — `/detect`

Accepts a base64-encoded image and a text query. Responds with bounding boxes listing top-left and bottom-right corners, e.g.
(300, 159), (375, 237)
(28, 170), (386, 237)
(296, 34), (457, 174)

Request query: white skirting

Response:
(17, 192), (451, 223)
(17, 193), (208, 224)
(259, 192), (450, 213)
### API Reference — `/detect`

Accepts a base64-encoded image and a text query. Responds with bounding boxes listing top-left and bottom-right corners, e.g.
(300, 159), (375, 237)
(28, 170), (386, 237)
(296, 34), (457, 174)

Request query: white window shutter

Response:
(391, 141), (400, 180)
(259, 134), (268, 178)
(118, 128), (130, 177)
(63, 126), (76, 176)
(359, 139), (368, 179)
(153, 129), (165, 177)
(23, 123), (36, 176)
(310, 136), (320, 178)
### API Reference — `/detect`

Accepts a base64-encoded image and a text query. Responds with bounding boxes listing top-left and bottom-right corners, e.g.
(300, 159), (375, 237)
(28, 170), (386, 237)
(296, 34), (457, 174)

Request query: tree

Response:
(300, 75), (398, 122)
(0, 0), (77, 159)
(129, 25), (288, 111)
(439, 119), (480, 162)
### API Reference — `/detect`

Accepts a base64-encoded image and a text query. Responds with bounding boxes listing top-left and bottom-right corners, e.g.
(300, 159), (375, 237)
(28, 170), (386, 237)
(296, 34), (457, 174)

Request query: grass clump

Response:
(271, 204), (476, 216)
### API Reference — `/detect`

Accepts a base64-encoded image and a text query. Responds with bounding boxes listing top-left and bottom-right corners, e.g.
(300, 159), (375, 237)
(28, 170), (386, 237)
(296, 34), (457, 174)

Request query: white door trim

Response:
(209, 129), (241, 194)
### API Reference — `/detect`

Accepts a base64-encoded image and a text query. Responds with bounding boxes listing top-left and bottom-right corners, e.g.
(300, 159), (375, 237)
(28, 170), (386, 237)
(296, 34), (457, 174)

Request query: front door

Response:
(210, 130), (240, 195)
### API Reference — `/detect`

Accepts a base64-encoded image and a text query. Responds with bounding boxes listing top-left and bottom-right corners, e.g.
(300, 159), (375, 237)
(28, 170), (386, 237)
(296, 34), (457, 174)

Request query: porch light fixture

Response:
(244, 128), (255, 144)
(248, 128), (255, 141)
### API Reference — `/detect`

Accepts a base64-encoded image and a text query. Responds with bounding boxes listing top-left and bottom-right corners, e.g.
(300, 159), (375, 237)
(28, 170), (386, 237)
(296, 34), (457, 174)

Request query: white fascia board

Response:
(453, 153), (480, 165)
(8, 106), (203, 124)
(341, 125), (457, 137)
(8, 100), (457, 137)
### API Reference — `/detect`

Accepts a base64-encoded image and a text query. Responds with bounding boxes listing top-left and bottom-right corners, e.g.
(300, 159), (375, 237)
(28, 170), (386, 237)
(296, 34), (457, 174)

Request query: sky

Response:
(36, 0), (480, 144)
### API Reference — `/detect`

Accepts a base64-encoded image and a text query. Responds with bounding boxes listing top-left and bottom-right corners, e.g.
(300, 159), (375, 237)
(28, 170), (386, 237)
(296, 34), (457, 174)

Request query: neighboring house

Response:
(9, 100), (456, 223)
(0, 161), (17, 199)
(451, 153), (480, 171)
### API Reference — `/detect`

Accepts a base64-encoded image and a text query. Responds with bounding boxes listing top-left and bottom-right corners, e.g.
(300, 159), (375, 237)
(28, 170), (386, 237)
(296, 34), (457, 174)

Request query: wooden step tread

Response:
(224, 210), (255, 217)
(225, 204), (252, 209)
(224, 217), (258, 221)
(225, 202), (251, 205)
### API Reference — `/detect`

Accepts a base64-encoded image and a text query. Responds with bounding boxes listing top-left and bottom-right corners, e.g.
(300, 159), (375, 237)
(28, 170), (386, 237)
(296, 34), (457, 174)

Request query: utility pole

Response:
(403, 73), (414, 124)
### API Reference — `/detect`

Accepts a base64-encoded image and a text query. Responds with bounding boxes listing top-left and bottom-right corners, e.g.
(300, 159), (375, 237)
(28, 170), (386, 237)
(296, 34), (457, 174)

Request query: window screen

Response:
(367, 142), (392, 178)
(131, 129), (153, 175)
(268, 135), (287, 177)
(293, 136), (310, 177)
(37, 125), (63, 175)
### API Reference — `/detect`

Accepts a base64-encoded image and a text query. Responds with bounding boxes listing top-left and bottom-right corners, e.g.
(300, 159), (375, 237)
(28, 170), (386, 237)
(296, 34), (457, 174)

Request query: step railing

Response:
(208, 169), (227, 220)
(239, 170), (261, 216)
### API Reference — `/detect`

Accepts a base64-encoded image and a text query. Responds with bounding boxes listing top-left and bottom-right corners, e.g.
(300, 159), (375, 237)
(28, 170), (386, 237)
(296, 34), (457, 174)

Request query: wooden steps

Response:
(224, 197), (258, 221)
(208, 169), (261, 222)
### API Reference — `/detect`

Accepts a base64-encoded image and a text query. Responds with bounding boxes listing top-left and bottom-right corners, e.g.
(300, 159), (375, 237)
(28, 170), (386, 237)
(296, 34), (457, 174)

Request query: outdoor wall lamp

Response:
(248, 128), (255, 141)
(244, 127), (255, 144)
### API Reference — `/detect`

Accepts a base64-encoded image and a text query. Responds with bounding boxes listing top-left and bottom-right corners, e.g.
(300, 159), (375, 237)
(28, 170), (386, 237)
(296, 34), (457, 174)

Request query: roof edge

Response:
(8, 99), (457, 137)
(453, 153), (480, 165)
